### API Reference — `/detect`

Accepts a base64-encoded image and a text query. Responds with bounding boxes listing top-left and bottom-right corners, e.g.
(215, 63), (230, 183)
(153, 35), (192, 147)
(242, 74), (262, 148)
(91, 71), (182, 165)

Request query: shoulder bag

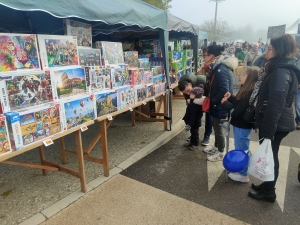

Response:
(202, 75), (214, 112)
(242, 94), (257, 123)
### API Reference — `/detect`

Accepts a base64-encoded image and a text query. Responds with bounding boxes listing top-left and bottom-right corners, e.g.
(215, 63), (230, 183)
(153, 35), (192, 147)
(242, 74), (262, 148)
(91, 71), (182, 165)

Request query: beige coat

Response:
(244, 51), (262, 67)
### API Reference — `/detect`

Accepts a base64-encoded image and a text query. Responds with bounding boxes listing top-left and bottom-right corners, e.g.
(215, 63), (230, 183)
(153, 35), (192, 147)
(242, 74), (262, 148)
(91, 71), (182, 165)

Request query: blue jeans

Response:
(295, 88), (300, 125)
(233, 126), (252, 176)
(204, 112), (212, 137)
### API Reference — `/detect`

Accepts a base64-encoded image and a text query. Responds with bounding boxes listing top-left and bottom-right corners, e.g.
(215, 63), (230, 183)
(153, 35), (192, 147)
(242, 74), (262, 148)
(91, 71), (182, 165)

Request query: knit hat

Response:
(191, 85), (204, 98)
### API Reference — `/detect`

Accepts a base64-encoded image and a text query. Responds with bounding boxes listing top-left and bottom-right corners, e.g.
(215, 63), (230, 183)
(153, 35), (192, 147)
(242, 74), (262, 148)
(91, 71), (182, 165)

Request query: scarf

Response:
(201, 57), (217, 76)
(249, 66), (267, 105)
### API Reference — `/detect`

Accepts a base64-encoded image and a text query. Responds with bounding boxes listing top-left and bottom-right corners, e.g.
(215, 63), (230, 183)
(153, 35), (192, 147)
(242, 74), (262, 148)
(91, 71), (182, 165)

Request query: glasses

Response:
(203, 54), (211, 57)
(266, 48), (273, 52)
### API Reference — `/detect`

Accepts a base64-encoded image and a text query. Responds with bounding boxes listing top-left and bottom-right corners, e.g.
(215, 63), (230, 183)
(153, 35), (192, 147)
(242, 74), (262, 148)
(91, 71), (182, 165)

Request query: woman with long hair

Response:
(248, 34), (300, 202)
(221, 66), (259, 182)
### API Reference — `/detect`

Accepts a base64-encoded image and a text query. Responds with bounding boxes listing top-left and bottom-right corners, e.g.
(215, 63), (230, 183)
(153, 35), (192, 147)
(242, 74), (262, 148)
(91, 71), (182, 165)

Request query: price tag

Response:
(128, 107), (133, 111)
(152, 98), (156, 102)
(142, 101), (146, 105)
(80, 125), (88, 132)
(43, 139), (54, 147)
(162, 93), (165, 96)
(107, 115), (113, 121)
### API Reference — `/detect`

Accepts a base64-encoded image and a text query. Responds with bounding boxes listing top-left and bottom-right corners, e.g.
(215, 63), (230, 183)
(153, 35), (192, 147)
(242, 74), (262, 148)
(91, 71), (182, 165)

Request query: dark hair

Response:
(236, 66), (259, 100)
(205, 45), (225, 57)
(178, 80), (189, 91)
(266, 34), (298, 74)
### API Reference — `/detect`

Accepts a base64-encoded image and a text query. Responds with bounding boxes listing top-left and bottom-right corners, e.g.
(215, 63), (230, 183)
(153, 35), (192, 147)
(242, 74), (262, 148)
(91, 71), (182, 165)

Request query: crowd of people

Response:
(178, 34), (300, 203)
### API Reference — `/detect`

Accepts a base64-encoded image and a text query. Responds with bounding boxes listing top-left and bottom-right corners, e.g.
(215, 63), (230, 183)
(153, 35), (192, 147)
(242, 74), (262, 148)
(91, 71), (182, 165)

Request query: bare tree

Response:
(200, 18), (232, 42)
(142, 0), (172, 11)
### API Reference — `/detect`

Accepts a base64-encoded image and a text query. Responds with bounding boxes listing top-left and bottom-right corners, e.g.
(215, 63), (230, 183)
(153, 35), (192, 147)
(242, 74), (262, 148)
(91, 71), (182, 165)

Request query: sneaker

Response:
(207, 151), (224, 162)
(203, 146), (218, 154)
(228, 173), (249, 183)
(183, 142), (192, 147)
(189, 145), (199, 151)
(297, 124), (300, 130)
(186, 136), (191, 141)
(201, 136), (210, 146)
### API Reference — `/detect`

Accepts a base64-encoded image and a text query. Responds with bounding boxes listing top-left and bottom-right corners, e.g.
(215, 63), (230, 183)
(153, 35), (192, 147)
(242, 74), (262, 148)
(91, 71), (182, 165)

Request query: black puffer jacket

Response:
(183, 99), (203, 128)
(255, 63), (300, 139)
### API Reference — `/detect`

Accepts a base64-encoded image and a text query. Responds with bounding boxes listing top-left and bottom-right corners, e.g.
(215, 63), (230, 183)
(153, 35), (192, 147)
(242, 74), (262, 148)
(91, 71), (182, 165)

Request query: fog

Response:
(169, 0), (300, 42)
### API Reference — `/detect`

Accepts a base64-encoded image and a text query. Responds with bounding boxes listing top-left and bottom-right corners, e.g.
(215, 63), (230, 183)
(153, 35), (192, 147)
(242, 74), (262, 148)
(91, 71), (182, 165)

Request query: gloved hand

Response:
(185, 124), (191, 132)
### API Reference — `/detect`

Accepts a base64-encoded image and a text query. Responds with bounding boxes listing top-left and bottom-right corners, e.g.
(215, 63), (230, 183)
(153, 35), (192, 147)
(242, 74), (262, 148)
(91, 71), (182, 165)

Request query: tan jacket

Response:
(244, 51), (262, 67)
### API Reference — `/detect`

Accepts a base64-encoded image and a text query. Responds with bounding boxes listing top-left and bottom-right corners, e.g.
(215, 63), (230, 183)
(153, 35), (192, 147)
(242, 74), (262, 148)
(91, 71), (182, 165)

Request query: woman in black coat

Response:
(248, 34), (300, 202)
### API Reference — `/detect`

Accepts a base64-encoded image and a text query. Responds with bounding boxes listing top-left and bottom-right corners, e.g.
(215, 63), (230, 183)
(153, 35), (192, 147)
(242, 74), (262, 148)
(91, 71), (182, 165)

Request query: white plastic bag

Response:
(248, 139), (274, 181)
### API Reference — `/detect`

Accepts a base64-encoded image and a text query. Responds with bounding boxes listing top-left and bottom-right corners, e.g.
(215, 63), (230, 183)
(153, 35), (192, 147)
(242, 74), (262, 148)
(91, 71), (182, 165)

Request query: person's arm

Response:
(260, 69), (290, 139)
(230, 93), (251, 119)
(211, 69), (229, 106)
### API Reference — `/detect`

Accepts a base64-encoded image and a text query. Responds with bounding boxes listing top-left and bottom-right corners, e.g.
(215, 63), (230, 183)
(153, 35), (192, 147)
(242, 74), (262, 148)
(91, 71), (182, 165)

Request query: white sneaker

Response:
(207, 151), (223, 162)
(203, 146), (218, 155)
(228, 173), (249, 183)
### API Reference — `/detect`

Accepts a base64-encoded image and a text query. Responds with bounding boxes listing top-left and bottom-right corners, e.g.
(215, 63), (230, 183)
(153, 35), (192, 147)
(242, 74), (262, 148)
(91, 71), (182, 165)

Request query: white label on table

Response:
(152, 98), (156, 102)
(128, 107), (133, 111)
(142, 101), (146, 105)
(107, 115), (113, 121)
(43, 139), (54, 147)
(80, 125), (88, 132)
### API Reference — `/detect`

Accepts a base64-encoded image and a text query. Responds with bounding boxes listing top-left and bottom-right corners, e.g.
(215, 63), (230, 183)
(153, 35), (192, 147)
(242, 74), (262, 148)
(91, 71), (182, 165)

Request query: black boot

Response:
(298, 163), (300, 182)
(251, 183), (264, 192)
(201, 136), (210, 146)
(248, 190), (276, 203)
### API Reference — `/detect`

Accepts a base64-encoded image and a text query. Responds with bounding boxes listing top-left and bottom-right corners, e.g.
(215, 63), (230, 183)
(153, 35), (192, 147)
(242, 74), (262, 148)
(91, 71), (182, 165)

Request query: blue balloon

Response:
(223, 150), (249, 172)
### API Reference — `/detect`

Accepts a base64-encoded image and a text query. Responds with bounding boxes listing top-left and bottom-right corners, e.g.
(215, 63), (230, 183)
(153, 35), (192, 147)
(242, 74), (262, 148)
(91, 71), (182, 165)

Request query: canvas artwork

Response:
(129, 68), (144, 86)
(0, 116), (11, 156)
(63, 95), (95, 130)
(110, 64), (130, 88)
(0, 71), (53, 113)
(64, 19), (92, 48)
(51, 67), (86, 99)
(95, 90), (118, 117)
(138, 58), (150, 71)
(0, 33), (40, 72)
(152, 66), (162, 76)
(144, 71), (153, 85)
(135, 85), (147, 103)
(78, 49), (101, 66)
(96, 41), (124, 65)
(124, 51), (138, 68)
(117, 86), (135, 110)
(147, 84), (154, 98)
(85, 66), (110, 92)
(38, 35), (79, 68)
(20, 104), (61, 145)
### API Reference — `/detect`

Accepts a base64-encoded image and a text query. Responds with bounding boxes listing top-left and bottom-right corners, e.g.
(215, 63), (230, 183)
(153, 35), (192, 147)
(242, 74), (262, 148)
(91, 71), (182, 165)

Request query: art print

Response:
(78, 49), (101, 66)
(63, 95), (95, 129)
(117, 86), (135, 110)
(124, 51), (138, 68)
(136, 86), (147, 102)
(110, 64), (130, 88)
(95, 91), (118, 117)
(129, 68), (144, 86)
(38, 35), (78, 68)
(0, 117), (11, 155)
(138, 58), (150, 71)
(152, 66), (162, 76)
(87, 67), (110, 92)
(64, 19), (92, 48)
(144, 71), (153, 85)
(52, 67), (86, 99)
(99, 42), (124, 65)
(4, 71), (53, 111)
(0, 33), (40, 72)
(147, 85), (154, 97)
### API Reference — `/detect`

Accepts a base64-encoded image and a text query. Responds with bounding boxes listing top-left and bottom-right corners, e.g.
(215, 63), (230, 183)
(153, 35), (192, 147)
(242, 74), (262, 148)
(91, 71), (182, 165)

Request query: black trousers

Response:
(190, 127), (200, 146)
(258, 131), (289, 191)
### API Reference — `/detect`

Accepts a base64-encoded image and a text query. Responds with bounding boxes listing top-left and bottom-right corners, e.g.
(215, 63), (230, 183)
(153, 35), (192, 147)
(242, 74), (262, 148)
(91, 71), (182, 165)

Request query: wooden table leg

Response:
(74, 130), (87, 192)
(38, 146), (48, 176)
(100, 120), (109, 177)
(163, 93), (167, 130)
(60, 137), (67, 165)
(131, 110), (136, 127)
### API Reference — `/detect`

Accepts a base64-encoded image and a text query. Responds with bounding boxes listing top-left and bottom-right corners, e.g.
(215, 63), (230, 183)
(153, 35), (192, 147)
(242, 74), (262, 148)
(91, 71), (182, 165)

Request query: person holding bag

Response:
(221, 66), (259, 182)
(201, 45), (237, 162)
(248, 34), (300, 202)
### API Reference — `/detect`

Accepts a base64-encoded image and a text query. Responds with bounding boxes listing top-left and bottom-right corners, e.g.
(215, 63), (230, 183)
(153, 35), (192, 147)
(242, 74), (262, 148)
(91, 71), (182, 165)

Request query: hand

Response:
(224, 92), (231, 98)
(221, 97), (227, 104)
(185, 124), (191, 132)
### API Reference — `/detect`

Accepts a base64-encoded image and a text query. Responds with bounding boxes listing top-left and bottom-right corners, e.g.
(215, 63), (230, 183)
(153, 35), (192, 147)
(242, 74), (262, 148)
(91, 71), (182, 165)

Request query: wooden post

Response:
(163, 93), (167, 130)
(60, 137), (67, 165)
(38, 146), (48, 176)
(100, 120), (109, 176)
(74, 130), (87, 192)
(131, 110), (136, 126)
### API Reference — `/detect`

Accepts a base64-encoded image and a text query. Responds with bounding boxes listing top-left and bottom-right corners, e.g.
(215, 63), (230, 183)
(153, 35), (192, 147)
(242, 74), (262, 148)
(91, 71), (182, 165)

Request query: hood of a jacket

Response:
(212, 55), (238, 71)
(278, 63), (300, 84)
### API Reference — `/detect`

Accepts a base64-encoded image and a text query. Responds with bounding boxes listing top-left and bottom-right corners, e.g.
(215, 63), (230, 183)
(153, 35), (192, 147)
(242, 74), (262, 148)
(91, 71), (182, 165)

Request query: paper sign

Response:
(142, 101), (146, 105)
(80, 125), (88, 132)
(107, 115), (113, 121)
(128, 107), (133, 111)
(43, 139), (54, 147)
(152, 98), (156, 102)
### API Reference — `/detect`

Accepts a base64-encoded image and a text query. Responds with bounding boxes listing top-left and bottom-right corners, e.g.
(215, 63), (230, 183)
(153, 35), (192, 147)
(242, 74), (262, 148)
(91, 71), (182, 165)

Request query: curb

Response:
(19, 119), (185, 225)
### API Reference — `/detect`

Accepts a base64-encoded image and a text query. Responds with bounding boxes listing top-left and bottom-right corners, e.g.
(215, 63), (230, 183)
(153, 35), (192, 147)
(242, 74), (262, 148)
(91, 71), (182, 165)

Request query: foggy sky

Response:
(170, 0), (300, 32)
